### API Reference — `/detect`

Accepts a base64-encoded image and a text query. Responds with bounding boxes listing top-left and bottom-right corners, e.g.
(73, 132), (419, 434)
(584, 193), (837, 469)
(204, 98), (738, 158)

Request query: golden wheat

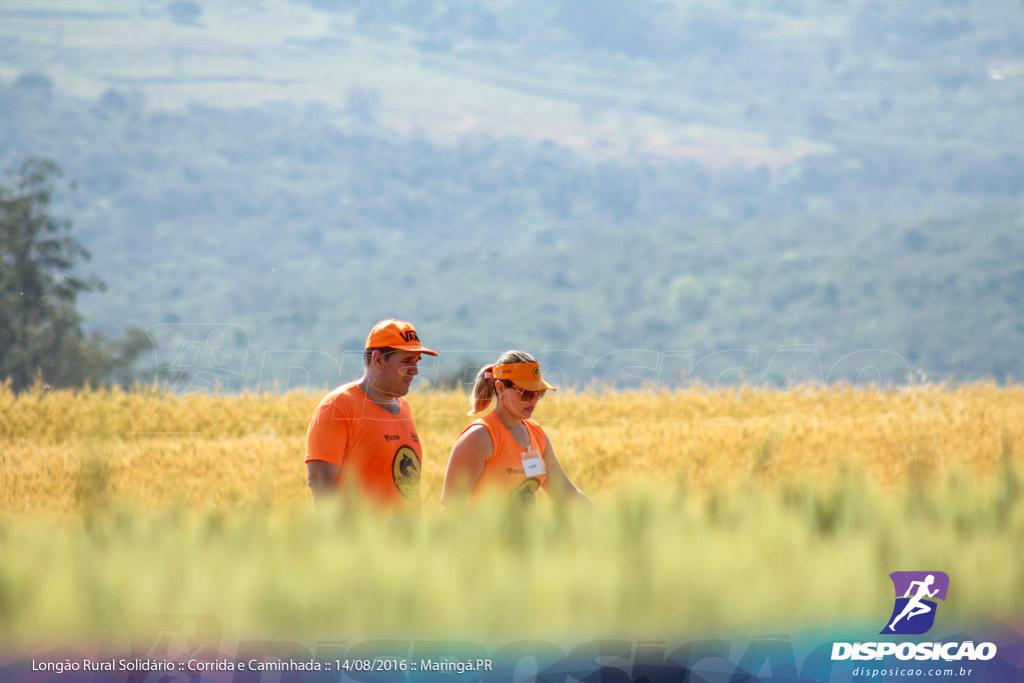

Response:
(1, 382), (1021, 646)
(2, 382), (1021, 513)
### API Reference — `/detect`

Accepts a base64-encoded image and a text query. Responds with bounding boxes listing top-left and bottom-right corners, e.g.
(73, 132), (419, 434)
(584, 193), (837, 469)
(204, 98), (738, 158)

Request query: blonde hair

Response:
(469, 350), (536, 415)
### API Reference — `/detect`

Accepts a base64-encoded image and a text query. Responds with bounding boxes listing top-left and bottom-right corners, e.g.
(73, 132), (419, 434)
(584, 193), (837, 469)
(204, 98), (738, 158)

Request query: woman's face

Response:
(497, 381), (546, 420)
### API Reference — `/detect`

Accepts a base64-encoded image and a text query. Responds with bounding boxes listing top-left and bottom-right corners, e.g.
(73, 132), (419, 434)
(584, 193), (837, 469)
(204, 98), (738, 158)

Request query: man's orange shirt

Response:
(305, 381), (422, 512)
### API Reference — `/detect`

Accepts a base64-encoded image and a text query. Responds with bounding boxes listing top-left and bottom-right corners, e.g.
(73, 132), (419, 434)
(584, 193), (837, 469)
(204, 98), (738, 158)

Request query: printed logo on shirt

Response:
(392, 446), (421, 501)
(511, 477), (540, 505)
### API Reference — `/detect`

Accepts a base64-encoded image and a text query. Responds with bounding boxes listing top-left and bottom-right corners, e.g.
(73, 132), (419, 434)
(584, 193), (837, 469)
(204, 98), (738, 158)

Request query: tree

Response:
(0, 157), (145, 391)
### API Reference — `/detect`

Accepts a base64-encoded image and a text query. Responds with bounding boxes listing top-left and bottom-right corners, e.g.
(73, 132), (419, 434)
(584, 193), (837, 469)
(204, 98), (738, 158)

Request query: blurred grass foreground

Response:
(1, 382), (1022, 647)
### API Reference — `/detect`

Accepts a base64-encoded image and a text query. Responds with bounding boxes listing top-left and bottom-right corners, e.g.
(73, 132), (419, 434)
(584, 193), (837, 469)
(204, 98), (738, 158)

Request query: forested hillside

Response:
(1, 0), (1022, 389)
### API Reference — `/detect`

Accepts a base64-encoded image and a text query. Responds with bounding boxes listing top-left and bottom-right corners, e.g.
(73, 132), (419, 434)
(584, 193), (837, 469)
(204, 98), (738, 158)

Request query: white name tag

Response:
(521, 449), (546, 477)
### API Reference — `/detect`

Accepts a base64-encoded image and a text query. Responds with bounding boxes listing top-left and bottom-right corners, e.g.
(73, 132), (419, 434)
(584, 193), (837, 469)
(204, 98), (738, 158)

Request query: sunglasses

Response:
(509, 385), (547, 401)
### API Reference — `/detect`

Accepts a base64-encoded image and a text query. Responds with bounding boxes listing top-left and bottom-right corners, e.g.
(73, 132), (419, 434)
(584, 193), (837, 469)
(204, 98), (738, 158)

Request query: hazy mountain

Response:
(1, 0), (1022, 389)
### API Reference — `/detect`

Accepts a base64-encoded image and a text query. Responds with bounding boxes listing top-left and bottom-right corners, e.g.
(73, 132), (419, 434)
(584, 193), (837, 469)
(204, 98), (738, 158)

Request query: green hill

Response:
(1, 0), (1022, 389)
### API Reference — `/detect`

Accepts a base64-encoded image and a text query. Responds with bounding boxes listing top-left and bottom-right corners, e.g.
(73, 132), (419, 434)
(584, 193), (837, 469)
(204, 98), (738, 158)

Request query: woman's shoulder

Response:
(523, 418), (549, 448)
(459, 414), (495, 440)
(523, 417), (546, 433)
(456, 420), (496, 458)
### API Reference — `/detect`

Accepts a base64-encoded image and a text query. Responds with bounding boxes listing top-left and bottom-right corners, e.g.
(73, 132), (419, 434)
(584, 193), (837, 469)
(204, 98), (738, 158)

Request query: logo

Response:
(881, 571), (949, 635)
(831, 570), (997, 663)
(400, 330), (420, 343)
(532, 366), (540, 379)
(511, 477), (540, 505)
(392, 446), (421, 501)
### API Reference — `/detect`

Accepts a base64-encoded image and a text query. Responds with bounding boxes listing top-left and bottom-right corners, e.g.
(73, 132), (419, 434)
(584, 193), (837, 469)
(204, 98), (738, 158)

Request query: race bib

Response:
(520, 449), (546, 477)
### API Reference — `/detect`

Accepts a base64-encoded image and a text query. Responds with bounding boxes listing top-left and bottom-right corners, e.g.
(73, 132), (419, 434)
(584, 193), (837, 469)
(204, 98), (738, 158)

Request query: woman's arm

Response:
(540, 434), (596, 507)
(441, 425), (493, 508)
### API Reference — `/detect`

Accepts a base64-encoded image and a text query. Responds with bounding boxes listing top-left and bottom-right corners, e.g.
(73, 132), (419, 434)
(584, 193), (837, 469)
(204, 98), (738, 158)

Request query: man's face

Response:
(371, 350), (422, 397)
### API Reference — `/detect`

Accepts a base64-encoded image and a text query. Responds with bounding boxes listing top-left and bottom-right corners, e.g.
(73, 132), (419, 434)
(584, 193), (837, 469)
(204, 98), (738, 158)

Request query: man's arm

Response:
(307, 460), (341, 507)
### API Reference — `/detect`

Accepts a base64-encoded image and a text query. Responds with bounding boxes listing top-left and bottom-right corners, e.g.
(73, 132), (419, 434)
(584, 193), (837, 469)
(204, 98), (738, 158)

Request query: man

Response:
(305, 319), (437, 511)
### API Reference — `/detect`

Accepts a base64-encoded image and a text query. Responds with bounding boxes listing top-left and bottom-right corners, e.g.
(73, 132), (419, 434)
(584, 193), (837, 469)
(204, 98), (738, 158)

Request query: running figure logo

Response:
(881, 571), (950, 635)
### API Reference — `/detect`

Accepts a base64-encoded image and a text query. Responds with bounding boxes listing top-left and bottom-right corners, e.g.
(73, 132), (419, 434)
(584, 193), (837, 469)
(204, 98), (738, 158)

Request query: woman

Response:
(441, 350), (593, 507)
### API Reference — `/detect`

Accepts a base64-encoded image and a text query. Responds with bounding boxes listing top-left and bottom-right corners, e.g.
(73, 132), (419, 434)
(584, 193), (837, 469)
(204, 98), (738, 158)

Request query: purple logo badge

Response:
(880, 571), (950, 635)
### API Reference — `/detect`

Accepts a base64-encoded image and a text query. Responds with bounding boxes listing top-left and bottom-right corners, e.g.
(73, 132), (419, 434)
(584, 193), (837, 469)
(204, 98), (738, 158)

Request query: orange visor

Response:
(491, 362), (557, 392)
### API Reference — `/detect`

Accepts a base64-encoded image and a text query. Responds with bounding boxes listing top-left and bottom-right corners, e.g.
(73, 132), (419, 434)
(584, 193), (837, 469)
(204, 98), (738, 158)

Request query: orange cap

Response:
(491, 362), (556, 392)
(365, 319), (437, 356)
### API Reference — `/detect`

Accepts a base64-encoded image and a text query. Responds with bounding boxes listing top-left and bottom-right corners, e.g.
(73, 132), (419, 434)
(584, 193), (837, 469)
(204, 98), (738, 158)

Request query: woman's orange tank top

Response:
(461, 410), (548, 504)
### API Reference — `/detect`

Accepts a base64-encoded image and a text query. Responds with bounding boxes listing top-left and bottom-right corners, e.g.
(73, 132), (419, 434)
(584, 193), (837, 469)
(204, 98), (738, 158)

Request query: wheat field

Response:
(1, 381), (1022, 648)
